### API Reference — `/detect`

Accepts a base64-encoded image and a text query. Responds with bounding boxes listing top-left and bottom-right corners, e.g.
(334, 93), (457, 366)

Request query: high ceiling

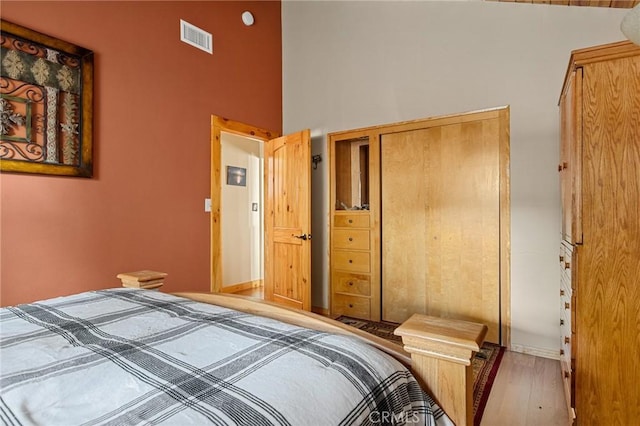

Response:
(488, 0), (639, 8)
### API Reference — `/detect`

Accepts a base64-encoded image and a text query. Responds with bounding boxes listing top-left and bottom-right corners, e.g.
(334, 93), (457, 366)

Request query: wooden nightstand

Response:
(117, 270), (167, 290)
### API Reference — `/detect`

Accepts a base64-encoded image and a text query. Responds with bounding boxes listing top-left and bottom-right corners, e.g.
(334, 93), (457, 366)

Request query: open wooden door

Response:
(264, 130), (312, 310)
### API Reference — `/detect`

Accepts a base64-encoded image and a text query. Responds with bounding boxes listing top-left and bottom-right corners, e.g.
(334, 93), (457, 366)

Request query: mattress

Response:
(0, 288), (451, 426)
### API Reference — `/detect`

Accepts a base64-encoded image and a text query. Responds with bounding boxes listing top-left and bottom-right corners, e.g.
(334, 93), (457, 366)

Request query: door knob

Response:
(293, 234), (312, 241)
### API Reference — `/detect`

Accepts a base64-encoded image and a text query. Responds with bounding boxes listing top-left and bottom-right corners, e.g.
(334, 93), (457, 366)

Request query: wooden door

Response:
(264, 130), (312, 310)
(559, 68), (583, 245)
(381, 119), (502, 343)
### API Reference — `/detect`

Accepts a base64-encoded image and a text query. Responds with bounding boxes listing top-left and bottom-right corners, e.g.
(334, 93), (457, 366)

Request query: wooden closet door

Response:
(381, 119), (501, 343)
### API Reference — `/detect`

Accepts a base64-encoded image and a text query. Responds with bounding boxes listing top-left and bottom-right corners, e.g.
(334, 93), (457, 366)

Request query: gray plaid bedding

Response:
(0, 289), (452, 426)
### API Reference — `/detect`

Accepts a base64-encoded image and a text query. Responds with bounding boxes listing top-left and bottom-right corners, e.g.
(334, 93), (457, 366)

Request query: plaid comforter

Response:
(0, 289), (452, 426)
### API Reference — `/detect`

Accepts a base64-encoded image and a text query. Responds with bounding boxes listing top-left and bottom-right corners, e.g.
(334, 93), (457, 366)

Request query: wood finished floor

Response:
(481, 351), (570, 426)
(235, 287), (264, 298)
(233, 288), (570, 425)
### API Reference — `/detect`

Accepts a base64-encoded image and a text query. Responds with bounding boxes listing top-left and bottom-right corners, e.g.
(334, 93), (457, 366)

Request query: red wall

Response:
(0, 1), (282, 306)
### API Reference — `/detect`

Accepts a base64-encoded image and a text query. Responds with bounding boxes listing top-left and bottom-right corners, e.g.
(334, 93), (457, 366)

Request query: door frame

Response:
(210, 115), (279, 292)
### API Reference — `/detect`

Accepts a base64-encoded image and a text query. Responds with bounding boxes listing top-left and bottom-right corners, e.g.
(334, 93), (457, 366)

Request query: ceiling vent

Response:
(180, 19), (213, 54)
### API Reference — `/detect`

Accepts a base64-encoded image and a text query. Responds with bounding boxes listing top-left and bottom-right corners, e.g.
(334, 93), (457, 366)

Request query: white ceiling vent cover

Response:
(180, 19), (213, 54)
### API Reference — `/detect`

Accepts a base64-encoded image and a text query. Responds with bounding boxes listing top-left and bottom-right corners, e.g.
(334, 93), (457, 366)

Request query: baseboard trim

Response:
(510, 344), (560, 360)
(220, 280), (263, 294)
(312, 306), (330, 317)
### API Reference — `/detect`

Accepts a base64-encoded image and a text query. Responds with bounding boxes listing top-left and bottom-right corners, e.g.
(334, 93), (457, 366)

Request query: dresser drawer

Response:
(560, 291), (571, 318)
(333, 294), (370, 319)
(560, 310), (571, 349)
(334, 214), (370, 228)
(571, 293), (576, 334)
(561, 334), (572, 366)
(333, 272), (371, 296)
(560, 270), (572, 297)
(560, 242), (574, 291)
(333, 229), (370, 250)
(560, 356), (573, 414)
(333, 250), (370, 273)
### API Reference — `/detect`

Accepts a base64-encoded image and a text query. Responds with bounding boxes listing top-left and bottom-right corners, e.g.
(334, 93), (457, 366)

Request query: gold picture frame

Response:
(1, 20), (94, 177)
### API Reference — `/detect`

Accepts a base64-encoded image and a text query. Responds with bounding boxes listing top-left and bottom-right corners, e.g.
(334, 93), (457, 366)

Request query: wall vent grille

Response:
(180, 19), (212, 54)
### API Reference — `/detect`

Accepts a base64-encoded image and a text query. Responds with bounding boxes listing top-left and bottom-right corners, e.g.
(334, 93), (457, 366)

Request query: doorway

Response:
(210, 116), (278, 297)
(219, 132), (264, 297)
(210, 116), (313, 311)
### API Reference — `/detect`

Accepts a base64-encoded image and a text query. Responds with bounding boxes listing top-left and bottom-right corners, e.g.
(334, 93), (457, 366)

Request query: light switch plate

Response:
(205, 198), (211, 212)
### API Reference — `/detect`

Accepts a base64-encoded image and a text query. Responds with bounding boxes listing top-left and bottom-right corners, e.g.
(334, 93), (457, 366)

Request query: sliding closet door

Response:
(381, 119), (501, 343)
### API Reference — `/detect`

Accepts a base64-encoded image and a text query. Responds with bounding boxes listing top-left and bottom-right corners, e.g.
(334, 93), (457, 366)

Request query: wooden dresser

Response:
(558, 40), (640, 424)
(331, 212), (374, 319)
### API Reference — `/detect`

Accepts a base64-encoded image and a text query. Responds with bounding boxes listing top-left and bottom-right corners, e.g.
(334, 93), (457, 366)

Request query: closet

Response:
(558, 40), (640, 424)
(329, 107), (510, 345)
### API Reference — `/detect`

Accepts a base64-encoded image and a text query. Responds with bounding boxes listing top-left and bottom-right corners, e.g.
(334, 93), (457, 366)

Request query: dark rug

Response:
(336, 316), (504, 426)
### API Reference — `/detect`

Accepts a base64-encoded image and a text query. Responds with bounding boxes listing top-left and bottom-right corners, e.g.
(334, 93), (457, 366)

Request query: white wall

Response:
(221, 133), (264, 287)
(282, 1), (629, 355)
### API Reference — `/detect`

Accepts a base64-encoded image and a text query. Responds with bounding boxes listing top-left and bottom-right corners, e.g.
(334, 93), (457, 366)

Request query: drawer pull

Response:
(560, 289), (565, 296)
(348, 237), (353, 242)
(348, 259), (353, 263)
(559, 255), (564, 262)
(564, 336), (570, 344)
(348, 282), (354, 286)
(564, 371), (570, 379)
(560, 319), (565, 325)
(565, 262), (571, 269)
(348, 304), (353, 308)
(565, 302), (570, 310)
(348, 219), (353, 224)
(560, 349), (565, 355)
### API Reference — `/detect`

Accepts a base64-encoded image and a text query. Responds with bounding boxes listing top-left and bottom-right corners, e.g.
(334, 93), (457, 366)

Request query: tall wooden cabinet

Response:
(558, 40), (640, 424)
(329, 130), (381, 321)
(329, 108), (510, 346)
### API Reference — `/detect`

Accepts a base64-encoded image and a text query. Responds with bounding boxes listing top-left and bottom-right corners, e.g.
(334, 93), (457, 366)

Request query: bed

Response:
(0, 288), (486, 426)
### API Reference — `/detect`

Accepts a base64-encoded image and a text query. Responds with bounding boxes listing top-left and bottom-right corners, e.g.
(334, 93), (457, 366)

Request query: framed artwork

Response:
(226, 166), (246, 186)
(0, 20), (94, 177)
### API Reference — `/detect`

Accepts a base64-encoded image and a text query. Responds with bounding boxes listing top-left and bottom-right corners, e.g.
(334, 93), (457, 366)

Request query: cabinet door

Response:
(381, 118), (502, 343)
(577, 54), (640, 424)
(559, 69), (583, 245)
